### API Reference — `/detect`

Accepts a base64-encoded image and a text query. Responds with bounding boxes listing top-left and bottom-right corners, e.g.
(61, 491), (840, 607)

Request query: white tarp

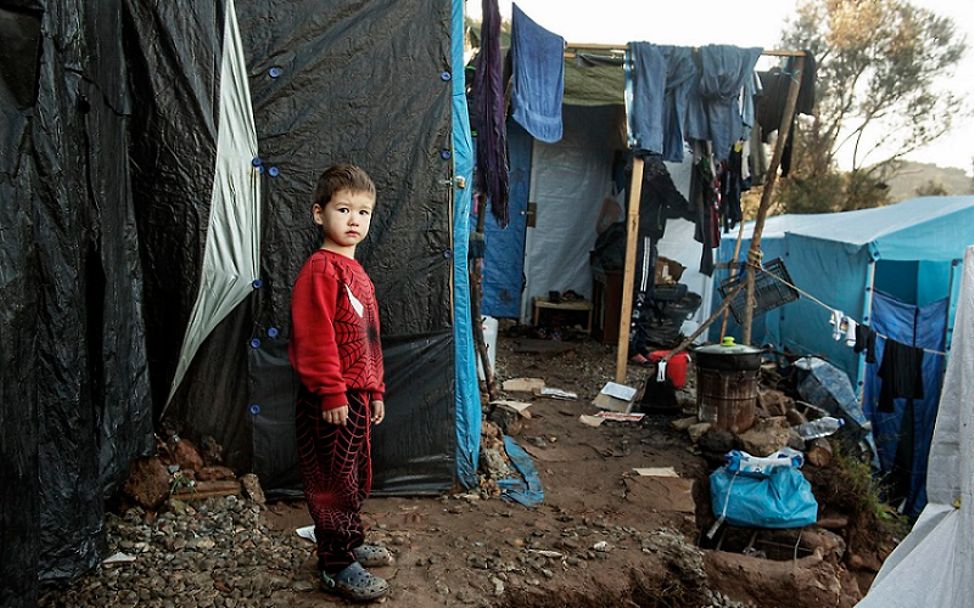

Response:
(856, 245), (974, 607)
(165, 0), (260, 406)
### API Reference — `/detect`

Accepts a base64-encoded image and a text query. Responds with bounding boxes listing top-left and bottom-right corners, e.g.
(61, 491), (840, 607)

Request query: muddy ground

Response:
(41, 332), (894, 608)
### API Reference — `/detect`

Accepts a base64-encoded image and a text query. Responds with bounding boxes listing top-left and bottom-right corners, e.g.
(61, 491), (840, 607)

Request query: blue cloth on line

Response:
(660, 45), (697, 162)
(511, 4), (564, 143)
(697, 45), (763, 161)
(497, 435), (544, 506)
(629, 42), (667, 155)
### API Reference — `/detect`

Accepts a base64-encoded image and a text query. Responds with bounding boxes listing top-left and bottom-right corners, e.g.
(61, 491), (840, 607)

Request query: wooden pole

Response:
(719, 218), (748, 340)
(741, 54), (805, 344)
(470, 194), (497, 403)
(614, 157), (644, 383)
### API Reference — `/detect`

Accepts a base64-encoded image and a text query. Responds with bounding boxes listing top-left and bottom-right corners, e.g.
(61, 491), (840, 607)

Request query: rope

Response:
(744, 261), (948, 357)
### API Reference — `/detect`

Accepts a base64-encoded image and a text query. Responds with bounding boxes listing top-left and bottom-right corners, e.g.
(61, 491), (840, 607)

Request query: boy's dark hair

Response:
(312, 163), (376, 207)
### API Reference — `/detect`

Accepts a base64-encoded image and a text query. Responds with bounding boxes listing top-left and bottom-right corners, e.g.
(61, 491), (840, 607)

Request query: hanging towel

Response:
(511, 4), (564, 143)
(471, 0), (510, 225)
(697, 45), (763, 161)
(629, 42), (667, 155)
(854, 324), (877, 364)
(829, 309), (844, 341)
(844, 316), (858, 348)
(877, 338), (925, 413)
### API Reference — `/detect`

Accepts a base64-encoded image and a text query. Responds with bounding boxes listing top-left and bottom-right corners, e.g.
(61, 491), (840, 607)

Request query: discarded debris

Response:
(633, 467), (679, 477)
(671, 416), (699, 431)
(595, 411), (645, 423)
(538, 387), (578, 400)
(527, 549), (564, 559)
(101, 552), (136, 566)
(593, 382), (638, 412)
(502, 377), (545, 393)
(578, 414), (605, 428)
(171, 479), (241, 501)
(491, 400), (533, 418)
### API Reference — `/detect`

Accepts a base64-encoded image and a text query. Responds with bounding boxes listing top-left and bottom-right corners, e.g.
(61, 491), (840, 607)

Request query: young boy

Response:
(289, 164), (392, 602)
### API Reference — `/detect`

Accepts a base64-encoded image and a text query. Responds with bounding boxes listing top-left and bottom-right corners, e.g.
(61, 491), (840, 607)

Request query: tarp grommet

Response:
(268, 66), (283, 78)
(251, 157), (263, 167)
(258, 165), (265, 174)
(268, 166), (280, 177)
(439, 149), (452, 160)
(251, 279), (263, 289)
(249, 338), (261, 349)
(249, 404), (261, 415)
(267, 327), (279, 338)
(440, 71), (452, 81)
(442, 248), (453, 259)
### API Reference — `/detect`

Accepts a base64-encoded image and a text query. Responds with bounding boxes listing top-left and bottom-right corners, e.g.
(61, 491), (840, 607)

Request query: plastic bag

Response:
(710, 449), (818, 529)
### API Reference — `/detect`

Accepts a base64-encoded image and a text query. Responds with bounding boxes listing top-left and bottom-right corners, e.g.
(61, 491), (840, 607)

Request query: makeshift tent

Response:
(480, 48), (716, 338)
(855, 245), (974, 608)
(716, 195), (973, 515)
(0, 0), (478, 604)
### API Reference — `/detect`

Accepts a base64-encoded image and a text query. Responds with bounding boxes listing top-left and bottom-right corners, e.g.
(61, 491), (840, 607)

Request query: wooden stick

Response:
(719, 218), (748, 340)
(742, 54), (805, 344)
(470, 194), (497, 403)
(615, 157), (644, 383)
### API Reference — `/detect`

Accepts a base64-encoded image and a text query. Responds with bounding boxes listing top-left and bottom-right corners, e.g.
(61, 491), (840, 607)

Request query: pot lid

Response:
(694, 337), (763, 356)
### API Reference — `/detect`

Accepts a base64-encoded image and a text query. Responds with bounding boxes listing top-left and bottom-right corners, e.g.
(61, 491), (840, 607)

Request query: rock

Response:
(197, 466), (237, 482)
(817, 514), (850, 530)
(687, 422), (712, 443)
(785, 408), (808, 426)
(171, 437), (205, 472)
(291, 581), (314, 592)
(698, 428), (736, 454)
(200, 436), (225, 466)
(592, 541), (610, 552)
(738, 416), (793, 456)
(803, 527), (846, 561)
(757, 388), (792, 417)
(491, 576), (505, 596)
(671, 416), (699, 431)
(240, 474), (266, 505)
(806, 438), (834, 467)
(124, 457), (171, 510)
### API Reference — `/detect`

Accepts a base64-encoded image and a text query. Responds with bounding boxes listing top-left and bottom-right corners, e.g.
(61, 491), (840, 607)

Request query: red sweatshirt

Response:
(289, 249), (385, 410)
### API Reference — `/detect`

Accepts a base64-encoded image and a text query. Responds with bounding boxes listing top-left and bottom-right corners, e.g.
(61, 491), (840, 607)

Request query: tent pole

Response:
(615, 157), (644, 383)
(742, 54), (805, 345)
(855, 260), (877, 401)
(470, 193), (498, 403)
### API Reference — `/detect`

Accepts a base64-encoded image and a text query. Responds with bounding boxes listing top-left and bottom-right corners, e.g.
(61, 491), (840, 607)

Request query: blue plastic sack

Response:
(710, 451), (818, 529)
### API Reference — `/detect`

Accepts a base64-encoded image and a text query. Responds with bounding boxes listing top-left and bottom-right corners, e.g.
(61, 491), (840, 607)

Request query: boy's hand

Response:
(322, 405), (349, 426)
(371, 400), (385, 425)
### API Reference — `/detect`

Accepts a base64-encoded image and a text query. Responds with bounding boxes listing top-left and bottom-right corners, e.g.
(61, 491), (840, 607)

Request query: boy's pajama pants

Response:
(296, 388), (373, 572)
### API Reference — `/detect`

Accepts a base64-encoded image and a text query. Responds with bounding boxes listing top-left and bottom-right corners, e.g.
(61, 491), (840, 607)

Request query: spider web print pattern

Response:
(332, 262), (383, 393)
(296, 388), (372, 572)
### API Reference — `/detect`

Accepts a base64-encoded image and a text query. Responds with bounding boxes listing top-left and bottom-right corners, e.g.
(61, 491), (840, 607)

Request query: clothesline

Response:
(744, 262), (948, 357)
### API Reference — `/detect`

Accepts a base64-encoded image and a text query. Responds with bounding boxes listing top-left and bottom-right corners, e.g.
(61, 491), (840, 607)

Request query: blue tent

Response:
(715, 196), (974, 515)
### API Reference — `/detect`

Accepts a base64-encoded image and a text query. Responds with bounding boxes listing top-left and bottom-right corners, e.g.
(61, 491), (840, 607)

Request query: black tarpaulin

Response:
(1, 0), (154, 602)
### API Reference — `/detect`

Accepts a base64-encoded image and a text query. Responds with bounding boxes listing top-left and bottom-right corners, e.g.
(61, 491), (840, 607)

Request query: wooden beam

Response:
(742, 54), (805, 344)
(564, 44), (805, 58)
(614, 157), (644, 383)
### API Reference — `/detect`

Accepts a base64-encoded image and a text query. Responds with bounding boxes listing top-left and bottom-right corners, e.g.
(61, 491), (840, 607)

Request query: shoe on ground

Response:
(353, 544), (395, 567)
(319, 562), (389, 602)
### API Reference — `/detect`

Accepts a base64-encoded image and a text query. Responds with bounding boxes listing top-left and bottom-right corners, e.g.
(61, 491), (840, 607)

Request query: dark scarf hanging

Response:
(471, 0), (510, 225)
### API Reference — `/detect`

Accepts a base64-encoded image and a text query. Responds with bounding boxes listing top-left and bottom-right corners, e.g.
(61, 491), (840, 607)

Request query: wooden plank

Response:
(615, 157), (644, 383)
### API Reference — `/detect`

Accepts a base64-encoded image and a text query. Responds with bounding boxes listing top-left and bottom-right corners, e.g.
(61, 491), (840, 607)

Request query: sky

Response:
(467, 0), (974, 174)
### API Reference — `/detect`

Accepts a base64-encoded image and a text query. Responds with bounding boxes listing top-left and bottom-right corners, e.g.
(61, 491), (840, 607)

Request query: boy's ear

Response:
(311, 202), (325, 226)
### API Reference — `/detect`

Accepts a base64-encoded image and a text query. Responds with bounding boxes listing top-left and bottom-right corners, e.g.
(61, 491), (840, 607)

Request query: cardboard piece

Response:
(503, 377), (545, 393)
(578, 414), (605, 428)
(624, 476), (695, 513)
(491, 400), (533, 418)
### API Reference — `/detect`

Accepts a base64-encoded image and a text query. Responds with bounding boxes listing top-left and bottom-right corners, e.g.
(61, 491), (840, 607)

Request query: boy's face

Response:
(312, 188), (375, 255)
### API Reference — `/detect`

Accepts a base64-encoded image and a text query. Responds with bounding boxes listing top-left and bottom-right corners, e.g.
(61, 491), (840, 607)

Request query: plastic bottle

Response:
(796, 416), (845, 440)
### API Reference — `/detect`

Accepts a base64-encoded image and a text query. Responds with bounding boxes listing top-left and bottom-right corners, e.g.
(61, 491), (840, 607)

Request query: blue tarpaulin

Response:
(498, 435), (544, 506)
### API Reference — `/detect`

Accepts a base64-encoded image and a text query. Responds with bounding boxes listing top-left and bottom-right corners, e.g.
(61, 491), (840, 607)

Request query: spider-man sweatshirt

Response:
(289, 249), (385, 410)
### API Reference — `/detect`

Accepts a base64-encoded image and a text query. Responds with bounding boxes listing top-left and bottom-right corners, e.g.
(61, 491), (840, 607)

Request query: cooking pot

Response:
(692, 337), (763, 371)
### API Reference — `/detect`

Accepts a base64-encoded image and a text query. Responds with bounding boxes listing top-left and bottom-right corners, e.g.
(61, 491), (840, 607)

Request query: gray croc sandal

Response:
(320, 562), (389, 602)
(353, 544), (395, 567)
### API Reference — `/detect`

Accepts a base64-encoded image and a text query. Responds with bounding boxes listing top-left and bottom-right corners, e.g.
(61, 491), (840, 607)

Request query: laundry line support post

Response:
(719, 218), (748, 341)
(742, 54), (805, 345)
(615, 157), (644, 383)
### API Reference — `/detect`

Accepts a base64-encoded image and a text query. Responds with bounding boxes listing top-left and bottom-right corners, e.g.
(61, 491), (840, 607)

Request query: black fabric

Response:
(719, 144), (745, 232)
(854, 324), (878, 364)
(877, 339), (925, 413)
(755, 52), (816, 177)
(688, 144), (720, 276)
(2, 0), (154, 599)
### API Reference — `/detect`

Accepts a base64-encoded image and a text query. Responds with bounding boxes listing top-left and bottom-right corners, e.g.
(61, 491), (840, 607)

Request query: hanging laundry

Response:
(690, 45), (763, 161)
(854, 324), (878, 364)
(471, 0), (510, 225)
(689, 140), (720, 275)
(660, 46), (697, 162)
(510, 4), (564, 144)
(844, 316), (857, 348)
(828, 309), (844, 341)
(718, 142), (745, 231)
(755, 52), (817, 177)
(877, 338), (925, 413)
(629, 42), (667, 156)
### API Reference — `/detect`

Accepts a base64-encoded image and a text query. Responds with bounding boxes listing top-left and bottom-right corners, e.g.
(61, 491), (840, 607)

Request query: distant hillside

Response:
(884, 161), (973, 202)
